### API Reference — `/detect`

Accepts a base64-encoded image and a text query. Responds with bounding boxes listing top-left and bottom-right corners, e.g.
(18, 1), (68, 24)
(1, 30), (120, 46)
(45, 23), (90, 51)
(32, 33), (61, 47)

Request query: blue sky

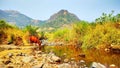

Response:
(0, 0), (120, 22)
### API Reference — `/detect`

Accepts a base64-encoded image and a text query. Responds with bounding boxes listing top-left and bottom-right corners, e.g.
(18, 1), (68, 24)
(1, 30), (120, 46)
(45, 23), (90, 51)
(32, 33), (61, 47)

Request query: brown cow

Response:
(29, 36), (41, 50)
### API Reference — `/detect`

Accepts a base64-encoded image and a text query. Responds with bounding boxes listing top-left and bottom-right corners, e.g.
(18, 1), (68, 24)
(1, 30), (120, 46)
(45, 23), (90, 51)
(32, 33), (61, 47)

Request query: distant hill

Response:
(0, 9), (80, 29)
(43, 10), (80, 28)
(0, 10), (44, 27)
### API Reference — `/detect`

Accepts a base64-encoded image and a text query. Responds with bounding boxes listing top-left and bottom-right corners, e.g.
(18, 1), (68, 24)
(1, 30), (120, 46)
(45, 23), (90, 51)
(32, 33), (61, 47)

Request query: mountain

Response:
(0, 10), (44, 27)
(0, 9), (80, 29)
(43, 10), (80, 28)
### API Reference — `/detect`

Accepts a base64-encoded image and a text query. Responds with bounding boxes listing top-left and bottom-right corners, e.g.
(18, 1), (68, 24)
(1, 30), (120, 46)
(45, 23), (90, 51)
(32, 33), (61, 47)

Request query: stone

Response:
(80, 60), (85, 63)
(42, 63), (58, 68)
(35, 51), (42, 54)
(47, 53), (61, 63)
(58, 63), (72, 68)
(22, 56), (33, 63)
(4, 60), (11, 65)
(90, 62), (106, 68)
(64, 59), (69, 63)
(109, 64), (118, 68)
(32, 63), (44, 68)
(70, 58), (75, 61)
(8, 53), (13, 58)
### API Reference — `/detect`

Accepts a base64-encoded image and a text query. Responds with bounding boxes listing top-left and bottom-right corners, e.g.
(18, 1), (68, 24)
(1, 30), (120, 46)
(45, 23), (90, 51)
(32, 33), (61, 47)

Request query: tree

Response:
(95, 10), (116, 24)
(23, 25), (39, 36)
(0, 20), (13, 29)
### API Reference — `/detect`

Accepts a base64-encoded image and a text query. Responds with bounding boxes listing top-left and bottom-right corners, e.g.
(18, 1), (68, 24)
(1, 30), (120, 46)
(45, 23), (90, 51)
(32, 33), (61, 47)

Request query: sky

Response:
(0, 0), (120, 22)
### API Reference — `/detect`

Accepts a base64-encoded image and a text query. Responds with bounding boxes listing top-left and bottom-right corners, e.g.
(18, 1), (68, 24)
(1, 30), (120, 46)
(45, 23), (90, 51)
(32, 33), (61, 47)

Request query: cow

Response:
(29, 36), (41, 50)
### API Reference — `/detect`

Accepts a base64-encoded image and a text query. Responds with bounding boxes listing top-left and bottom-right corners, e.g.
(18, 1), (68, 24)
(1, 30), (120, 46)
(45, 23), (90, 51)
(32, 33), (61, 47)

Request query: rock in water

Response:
(109, 64), (118, 68)
(90, 62), (106, 68)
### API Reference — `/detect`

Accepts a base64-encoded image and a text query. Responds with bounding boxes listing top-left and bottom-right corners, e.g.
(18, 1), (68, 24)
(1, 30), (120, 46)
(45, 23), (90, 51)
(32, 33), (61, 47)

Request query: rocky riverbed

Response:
(0, 50), (86, 68)
(0, 45), (118, 68)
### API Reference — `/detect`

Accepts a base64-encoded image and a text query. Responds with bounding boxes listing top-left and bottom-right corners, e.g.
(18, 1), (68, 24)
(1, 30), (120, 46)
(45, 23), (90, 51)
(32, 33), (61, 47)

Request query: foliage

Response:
(23, 25), (39, 36)
(0, 20), (28, 45)
(95, 11), (120, 24)
(49, 19), (120, 51)
(95, 11), (114, 23)
(47, 27), (77, 43)
(115, 14), (120, 22)
(0, 20), (14, 44)
(0, 20), (13, 29)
